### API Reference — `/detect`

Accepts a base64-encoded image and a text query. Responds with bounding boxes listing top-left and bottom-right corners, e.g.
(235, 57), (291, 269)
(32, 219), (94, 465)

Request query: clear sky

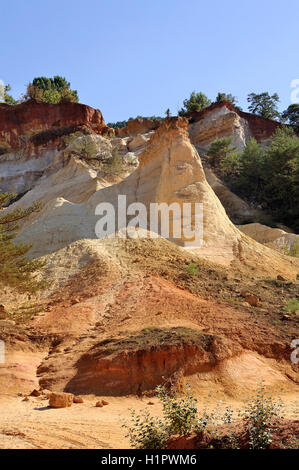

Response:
(1, 0), (298, 122)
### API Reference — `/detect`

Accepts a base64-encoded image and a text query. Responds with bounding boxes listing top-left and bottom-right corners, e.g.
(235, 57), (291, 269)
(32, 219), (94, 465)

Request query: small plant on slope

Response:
(157, 384), (198, 436)
(242, 383), (282, 449)
(184, 263), (198, 275)
(284, 297), (299, 313)
(122, 410), (169, 450)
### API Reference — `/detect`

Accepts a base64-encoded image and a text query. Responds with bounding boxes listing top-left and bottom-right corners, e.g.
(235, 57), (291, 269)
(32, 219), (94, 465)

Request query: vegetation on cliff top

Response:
(93, 327), (214, 356)
(24, 76), (79, 104)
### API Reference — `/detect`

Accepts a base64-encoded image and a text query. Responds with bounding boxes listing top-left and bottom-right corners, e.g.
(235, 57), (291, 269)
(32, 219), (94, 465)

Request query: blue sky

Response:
(1, 0), (298, 122)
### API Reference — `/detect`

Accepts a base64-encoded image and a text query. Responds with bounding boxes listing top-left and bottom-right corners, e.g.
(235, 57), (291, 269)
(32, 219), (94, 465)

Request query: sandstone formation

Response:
(13, 116), (298, 279)
(116, 117), (161, 137)
(188, 101), (283, 152)
(0, 100), (108, 196)
(0, 102), (298, 416)
(49, 392), (74, 408)
(238, 223), (299, 253)
(0, 99), (105, 152)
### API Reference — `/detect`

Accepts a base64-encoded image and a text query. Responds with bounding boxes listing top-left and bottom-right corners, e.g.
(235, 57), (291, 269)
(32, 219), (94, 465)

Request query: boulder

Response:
(244, 295), (259, 307)
(73, 396), (84, 403)
(49, 392), (74, 408)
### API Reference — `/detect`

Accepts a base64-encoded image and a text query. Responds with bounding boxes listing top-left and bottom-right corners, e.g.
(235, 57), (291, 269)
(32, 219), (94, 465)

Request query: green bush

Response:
(123, 410), (169, 449)
(123, 384), (287, 449)
(283, 297), (299, 313)
(157, 385), (198, 436)
(102, 148), (123, 176)
(242, 384), (282, 449)
(184, 263), (198, 275)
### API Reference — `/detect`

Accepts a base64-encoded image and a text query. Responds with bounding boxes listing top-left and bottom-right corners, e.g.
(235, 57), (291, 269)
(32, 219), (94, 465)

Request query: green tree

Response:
(282, 104), (299, 134)
(0, 193), (46, 293)
(235, 138), (266, 197)
(207, 137), (238, 174)
(4, 84), (18, 105)
(179, 91), (211, 115)
(233, 128), (299, 231)
(216, 92), (238, 105)
(263, 127), (299, 229)
(26, 76), (79, 103)
(247, 92), (280, 120)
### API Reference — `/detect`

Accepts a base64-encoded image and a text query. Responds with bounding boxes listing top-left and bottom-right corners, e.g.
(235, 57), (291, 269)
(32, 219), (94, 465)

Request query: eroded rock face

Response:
(14, 117), (299, 279)
(0, 100), (106, 152)
(116, 118), (161, 137)
(238, 223), (299, 253)
(0, 100), (107, 195)
(188, 101), (283, 152)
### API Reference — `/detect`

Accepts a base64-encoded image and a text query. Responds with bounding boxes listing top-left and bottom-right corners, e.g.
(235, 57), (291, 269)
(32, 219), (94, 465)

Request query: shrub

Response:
(123, 384), (289, 449)
(122, 410), (169, 449)
(102, 148), (123, 176)
(242, 384), (282, 449)
(184, 263), (198, 275)
(284, 298), (299, 313)
(157, 384), (198, 436)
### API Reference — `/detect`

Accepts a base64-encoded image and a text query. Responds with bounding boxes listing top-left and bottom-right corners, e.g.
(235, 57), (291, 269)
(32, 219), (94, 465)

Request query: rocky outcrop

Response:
(0, 129), (137, 197)
(0, 99), (106, 153)
(13, 116), (299, 279)
(116, 118), (161, 137)
(0, 101), (108, 196)
(64, 335), (238, 396)
(238, 223), (299, 253)
(188, 101), (283, 152)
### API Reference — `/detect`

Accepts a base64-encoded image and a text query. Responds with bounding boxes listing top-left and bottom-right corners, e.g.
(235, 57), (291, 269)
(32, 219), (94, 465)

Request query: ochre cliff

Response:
(116, 117), (161, 137)
(0, 99), (106, 153)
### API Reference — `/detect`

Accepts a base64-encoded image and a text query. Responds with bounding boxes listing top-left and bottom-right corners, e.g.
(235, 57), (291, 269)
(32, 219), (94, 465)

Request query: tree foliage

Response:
(234, 128), (299, 231)
(247, 92), (280, 120)
(207, 137), (238, 174)
(25, 76), (79, 104)
(216, 92), (238, 105)
(3, 84), (18, 105)
(179, 91), (211, 116)
(0, 193), (46, 293)
(107, 115), (163, 129)
(282, 104), (299, 134)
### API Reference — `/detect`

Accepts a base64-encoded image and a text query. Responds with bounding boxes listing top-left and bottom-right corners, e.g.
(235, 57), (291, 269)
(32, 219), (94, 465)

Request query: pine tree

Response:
(0, 193), (46, 293)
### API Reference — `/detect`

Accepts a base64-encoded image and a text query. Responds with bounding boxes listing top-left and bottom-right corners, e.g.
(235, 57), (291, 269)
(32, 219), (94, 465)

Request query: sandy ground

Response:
(0, 392), (298, 449)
